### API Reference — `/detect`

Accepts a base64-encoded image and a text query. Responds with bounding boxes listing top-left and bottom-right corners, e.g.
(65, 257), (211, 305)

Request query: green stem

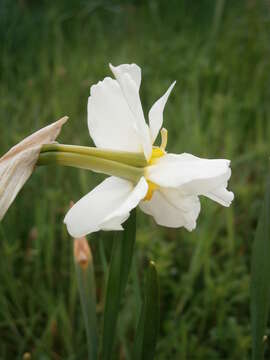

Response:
(37, 151), (144, 183)
(75, 253), (98, 360)
(41, 144), (147, 167)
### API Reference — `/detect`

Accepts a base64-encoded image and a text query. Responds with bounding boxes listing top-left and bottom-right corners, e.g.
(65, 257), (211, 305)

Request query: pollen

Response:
(144, 181), (159, 201)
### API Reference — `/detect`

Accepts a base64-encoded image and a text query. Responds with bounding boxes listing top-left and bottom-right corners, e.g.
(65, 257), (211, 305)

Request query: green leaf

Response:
(101, 209), (137, 360)
(132, 261), (160, 360)
(251, 174), (270, 360)
(75, 244), (98, 360)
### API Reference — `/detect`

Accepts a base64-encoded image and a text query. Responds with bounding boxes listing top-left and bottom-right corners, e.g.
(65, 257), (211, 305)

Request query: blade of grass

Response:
(74, 238), (98, 360)
(132, 261), (160, 360)
(251, 173), (270, 360)
(98, 234), (108, 275)
(101, 209), (137, 360)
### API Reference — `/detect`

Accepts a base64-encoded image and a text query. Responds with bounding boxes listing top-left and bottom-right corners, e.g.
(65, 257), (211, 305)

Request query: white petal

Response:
(205, 185), (234, 207)
(147, 153), (232, 195)
(88, 77), (142, 152)
(149, 81), (176, 144)
(108, 63), (141, 89)
(64, 176), (148, 238)
(110, 63), (152, 160)
(140, 188), (200, 231)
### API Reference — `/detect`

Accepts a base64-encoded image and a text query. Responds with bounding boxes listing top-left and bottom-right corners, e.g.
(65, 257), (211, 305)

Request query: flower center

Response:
(148, 147), (165, 165)
(144, 128), (168, 201)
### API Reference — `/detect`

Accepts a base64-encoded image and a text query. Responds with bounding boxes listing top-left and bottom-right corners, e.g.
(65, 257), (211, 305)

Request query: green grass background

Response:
(1, 0), (270, 358)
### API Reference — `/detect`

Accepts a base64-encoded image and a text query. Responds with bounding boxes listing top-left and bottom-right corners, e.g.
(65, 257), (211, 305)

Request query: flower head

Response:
(64, 64), (233, 237)
(0, 116), (68, 220)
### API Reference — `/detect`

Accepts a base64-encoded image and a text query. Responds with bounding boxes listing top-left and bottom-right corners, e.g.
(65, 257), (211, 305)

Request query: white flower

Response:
(0, 116), (68, 220)
(64, 64), (233, 237)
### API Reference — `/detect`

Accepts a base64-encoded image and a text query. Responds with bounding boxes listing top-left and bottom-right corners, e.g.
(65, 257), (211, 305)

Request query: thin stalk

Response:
(37, 151), (144, 183)
(74, 239), (98, 360)
(41, 144), (148, 167)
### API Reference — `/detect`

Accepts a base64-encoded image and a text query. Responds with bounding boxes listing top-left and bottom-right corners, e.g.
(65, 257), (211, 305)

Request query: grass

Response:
(1, 0), (270, 358)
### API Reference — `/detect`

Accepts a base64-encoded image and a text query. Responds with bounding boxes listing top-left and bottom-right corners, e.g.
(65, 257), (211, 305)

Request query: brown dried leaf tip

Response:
(73, 236), (92, 270)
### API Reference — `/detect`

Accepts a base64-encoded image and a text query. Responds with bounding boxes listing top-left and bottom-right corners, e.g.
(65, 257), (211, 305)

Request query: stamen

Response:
(144, 181), (159, 201)
(160, 128), (168, 151)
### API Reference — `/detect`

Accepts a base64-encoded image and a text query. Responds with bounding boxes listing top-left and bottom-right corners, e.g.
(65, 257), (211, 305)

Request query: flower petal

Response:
(147, 153), (233, 197)
(109, 63), (141, 89)
(149, 81), (176, 144)
(204, 184), (234, 207)
(109, 63), (152, 160)
(64, 176), (148, 238)
(88, 77), (142, 152)
(140, 188), (200, 231)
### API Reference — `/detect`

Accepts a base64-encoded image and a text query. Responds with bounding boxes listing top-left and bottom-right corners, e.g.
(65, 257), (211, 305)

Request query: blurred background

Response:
(1, 0), (270, 358)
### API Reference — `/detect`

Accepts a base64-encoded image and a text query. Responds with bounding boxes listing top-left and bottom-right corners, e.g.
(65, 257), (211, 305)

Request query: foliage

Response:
(251, 174), (270, 360)
(1, 0), (270, 358)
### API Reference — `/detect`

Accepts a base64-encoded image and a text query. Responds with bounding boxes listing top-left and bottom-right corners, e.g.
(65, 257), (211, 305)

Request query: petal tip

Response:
(58, 115), (69, 125)
(109, 63), (116, 73)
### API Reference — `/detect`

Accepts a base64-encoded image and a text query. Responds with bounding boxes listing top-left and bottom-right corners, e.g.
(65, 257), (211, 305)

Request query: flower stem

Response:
(37, 151), (144, 183)
(40, 144), (147, 167)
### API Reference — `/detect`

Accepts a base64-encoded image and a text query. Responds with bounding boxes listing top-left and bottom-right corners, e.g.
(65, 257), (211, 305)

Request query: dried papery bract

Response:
(0, 116), (68, 220)
(73, 235), (92, 270)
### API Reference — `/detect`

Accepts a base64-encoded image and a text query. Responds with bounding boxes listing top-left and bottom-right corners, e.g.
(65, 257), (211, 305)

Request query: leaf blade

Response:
(75, 243), (98, 360)
(251, 174), (270, 360)
(132, 260), (160, 360)
(101, 209), (137, 360)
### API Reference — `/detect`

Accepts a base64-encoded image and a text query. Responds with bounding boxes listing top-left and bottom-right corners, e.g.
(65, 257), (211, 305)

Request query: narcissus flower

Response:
(64, 63), (233, 237)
